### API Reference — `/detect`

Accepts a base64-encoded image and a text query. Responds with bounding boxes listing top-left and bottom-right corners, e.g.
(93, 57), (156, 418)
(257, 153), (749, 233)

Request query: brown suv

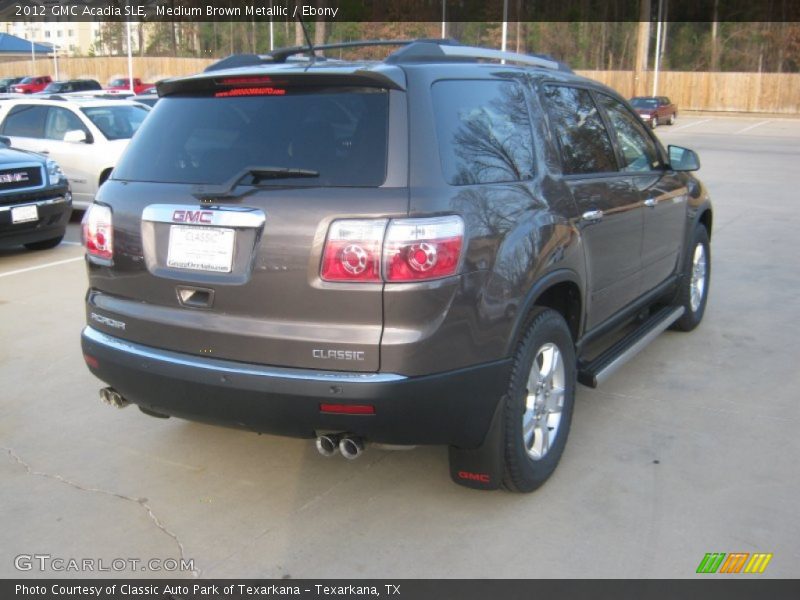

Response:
(81, 41), (712, 492)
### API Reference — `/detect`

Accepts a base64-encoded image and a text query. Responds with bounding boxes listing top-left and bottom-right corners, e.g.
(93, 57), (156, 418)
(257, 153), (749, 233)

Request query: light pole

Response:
(652, 0), (664, 97)
(126, 20), (134, 93)
(52, 44), (59, 80)
(28, 24), (36, 73)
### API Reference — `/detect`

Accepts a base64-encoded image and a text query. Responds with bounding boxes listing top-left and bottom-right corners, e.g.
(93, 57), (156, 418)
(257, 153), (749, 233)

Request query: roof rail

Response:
(204, 39), (458, 72)
(203, 39), (571, 74)
(387, 42), (570, 72)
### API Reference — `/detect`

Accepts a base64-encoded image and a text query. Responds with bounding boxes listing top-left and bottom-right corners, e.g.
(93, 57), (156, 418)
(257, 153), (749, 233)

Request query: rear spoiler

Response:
(158, 69), (405, 97)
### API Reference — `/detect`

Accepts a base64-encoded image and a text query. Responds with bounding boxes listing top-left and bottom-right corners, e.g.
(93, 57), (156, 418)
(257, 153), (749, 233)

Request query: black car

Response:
(81, 40), (712, 492)
(0, 77), (24, 93)
(40, 79), (103, 94)
(0, 136), (71, 250)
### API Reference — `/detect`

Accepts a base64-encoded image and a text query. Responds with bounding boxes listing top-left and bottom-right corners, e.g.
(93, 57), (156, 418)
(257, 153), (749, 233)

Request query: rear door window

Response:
(542, 85), (618, 175)
(432, 79), (534, 185)
(113, 87), (389, 187)
(0, 104), (48, 138)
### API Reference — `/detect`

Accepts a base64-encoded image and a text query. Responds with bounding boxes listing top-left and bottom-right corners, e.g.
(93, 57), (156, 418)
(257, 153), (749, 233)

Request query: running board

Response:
(577, 306), (684, 388)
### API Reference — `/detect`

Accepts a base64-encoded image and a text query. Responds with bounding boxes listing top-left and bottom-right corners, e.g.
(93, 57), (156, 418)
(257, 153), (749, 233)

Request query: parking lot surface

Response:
(1, 115), (798, 578)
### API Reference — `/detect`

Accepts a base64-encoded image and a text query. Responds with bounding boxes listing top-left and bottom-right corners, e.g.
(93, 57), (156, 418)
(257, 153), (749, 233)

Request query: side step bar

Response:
(577, 306), (684, 388)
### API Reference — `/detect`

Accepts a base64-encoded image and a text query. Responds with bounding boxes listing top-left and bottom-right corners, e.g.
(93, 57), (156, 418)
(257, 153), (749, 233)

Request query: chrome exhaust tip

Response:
(339, 436), (365, 460)
(99, 387), (130, 409)
(315, 434), (341, 457)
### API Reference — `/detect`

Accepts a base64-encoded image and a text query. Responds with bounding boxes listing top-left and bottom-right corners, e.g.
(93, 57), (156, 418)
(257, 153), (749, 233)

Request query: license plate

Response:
(167, 225), (235, 273)
(11, 204), (38, 224)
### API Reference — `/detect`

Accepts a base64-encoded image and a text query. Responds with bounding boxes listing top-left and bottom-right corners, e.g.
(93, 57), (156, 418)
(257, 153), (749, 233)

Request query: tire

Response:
(668, 113), (676, 125)
(24, 234), (64, 251)
(671, 225), (710, 332)
(650, 117), (658, 129)
(502, 308), (576, 493)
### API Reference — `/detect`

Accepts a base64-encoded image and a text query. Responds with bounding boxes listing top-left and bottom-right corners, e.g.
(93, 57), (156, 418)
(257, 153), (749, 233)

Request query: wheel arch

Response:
(506, 270), (583, 355)
(697, 207), (713, 240)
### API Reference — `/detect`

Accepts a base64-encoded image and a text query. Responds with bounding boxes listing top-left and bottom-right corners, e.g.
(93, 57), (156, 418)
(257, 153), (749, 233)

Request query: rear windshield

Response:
(630, 98), (658, 108)
(112, 88), (389, 187)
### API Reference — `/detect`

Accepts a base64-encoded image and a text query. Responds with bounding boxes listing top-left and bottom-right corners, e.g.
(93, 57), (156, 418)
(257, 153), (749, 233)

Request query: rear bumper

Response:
(81, 327), (511, 448)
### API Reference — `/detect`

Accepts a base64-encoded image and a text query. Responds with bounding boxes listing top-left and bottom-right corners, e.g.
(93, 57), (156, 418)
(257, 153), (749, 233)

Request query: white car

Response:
(0, 97), (150, 208)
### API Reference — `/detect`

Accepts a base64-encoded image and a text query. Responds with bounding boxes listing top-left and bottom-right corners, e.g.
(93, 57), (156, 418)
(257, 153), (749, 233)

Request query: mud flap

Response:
(448, 396), (506, 490)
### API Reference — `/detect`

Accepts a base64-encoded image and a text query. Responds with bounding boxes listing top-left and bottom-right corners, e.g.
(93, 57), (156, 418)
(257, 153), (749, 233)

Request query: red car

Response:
(630, 96), (678, 128)
(11, 76), (52, 94)
(106, 77), (153, 94)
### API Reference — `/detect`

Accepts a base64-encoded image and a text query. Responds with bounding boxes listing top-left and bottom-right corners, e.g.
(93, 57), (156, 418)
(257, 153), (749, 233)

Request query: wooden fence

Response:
(0, 57), (213, 86)
(1, 57), (798, 113)
(577, 70), (800, 114)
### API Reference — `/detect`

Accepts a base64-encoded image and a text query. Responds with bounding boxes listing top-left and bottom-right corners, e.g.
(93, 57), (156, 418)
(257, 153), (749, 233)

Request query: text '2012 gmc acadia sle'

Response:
(81, 40), (712, 492)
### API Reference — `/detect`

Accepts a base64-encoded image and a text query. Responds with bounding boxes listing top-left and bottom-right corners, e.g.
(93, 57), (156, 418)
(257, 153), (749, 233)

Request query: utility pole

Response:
(633, 0), (651, 97)
(652, 0), (663, 96)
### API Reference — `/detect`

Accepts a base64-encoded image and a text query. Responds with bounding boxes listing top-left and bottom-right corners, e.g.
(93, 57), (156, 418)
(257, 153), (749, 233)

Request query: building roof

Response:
(0, 33), (54, 55)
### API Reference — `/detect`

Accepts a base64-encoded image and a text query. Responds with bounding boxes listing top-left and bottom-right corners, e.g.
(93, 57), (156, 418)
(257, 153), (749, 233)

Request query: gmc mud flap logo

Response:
(90, 312), (126, 330)
(313, 349), (366, 361)
(458, 471), (491, 484)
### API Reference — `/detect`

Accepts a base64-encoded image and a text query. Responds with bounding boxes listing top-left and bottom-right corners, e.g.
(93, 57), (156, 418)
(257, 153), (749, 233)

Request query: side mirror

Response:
(64, 129), (88, 144)
(0, 136), (10, 147)
(669, 145), (700, 171)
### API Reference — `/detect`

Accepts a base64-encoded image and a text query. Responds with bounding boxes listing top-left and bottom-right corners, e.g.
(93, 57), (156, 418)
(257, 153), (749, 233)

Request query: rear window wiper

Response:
(191, 166), (319, 200)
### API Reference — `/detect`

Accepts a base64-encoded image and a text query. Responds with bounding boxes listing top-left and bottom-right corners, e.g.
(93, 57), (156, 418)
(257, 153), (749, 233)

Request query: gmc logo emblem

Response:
(0, 172), (29, 184)
(457, 471), (491, 484)
(172, 209), (213, 224)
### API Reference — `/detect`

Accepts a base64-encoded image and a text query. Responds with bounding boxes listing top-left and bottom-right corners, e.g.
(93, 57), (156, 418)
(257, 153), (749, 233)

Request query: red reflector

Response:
(215, 87), (286, 98)
(83, 354), (99, 369)
(320, 403), (375, 415)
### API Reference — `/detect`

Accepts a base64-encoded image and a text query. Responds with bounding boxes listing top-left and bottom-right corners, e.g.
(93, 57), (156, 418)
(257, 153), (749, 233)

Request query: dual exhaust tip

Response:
(99, 387), (130, 409)
(316, 434), (364, 460)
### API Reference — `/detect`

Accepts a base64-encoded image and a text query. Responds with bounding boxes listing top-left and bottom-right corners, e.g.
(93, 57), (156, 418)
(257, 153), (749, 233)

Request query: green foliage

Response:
(93, 20), (799, 73)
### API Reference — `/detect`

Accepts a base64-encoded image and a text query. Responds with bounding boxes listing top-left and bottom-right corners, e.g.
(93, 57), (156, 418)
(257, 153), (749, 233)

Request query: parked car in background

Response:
(106, 78), (153, 94)
(0, 97), (150, 209)
(39, 79), (103, 94)
(11, 76), (52, 94)
(131, 94), (158, 107)
(0, 135), (71, 250)
(0, 77), (24, 93)
(630, 96), (678, 128)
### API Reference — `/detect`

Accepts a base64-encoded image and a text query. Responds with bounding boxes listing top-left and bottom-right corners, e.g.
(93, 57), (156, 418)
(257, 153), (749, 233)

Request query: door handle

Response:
(644, 198), (657, 208)
(582, 210), (604, 222)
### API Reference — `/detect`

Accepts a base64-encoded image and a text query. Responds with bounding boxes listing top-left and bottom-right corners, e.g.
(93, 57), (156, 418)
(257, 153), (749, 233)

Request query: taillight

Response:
(82, 203), (113, 262)
(320, 216), (464, 283)
(383, 216), (464, 282)
(320, 219), (387, 282)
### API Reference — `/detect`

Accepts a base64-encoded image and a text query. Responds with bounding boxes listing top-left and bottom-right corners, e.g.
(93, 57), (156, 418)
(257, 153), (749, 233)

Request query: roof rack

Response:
(204, 39), (452, 72)
(385, 42), (570, 71)
(203, 39), (571, 74)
